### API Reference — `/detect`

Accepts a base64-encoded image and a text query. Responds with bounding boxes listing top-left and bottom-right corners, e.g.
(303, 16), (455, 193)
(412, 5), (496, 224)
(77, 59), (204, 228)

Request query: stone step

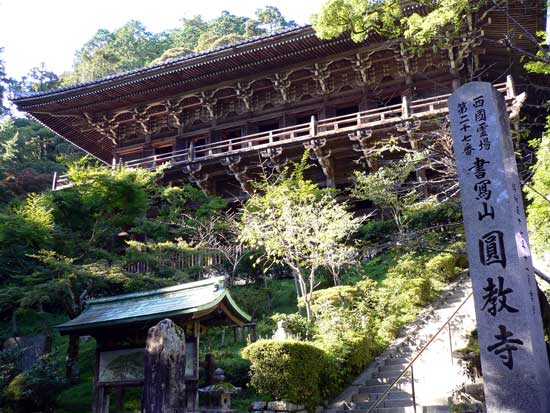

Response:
(379, 364), (407, 374)
(352, 389), (411, 403)
(365, 375), (406, 386)
(355, 398), (414, 409)
(385, 357), (409, 366)
(372, 371), (401, 382)
(337, 407), (414, 413)
(358, 383), (409, 394)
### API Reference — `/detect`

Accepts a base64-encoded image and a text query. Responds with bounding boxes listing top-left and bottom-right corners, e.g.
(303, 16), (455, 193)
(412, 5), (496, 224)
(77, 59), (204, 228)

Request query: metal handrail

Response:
(366, 291), (474, 412)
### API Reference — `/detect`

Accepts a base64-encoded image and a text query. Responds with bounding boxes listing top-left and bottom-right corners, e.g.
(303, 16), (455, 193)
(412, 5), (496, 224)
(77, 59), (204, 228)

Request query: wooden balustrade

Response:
(52, 81), (511, 191)
(126, 249), (227, 274)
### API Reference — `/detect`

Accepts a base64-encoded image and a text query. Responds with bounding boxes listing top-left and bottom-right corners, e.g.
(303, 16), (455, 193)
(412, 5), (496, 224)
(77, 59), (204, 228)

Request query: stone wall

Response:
(251, 401), (309, 413)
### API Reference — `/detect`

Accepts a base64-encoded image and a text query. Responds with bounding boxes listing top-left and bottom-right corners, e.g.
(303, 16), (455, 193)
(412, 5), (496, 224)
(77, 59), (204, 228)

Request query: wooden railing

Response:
(52, 80), (513, 190)
(126, 249), (227, 274)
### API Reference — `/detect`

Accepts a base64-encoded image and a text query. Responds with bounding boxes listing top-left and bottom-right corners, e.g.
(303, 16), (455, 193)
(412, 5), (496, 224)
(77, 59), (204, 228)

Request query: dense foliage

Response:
(243, 244), (466, 405)
(312, 0), (483, 47)
(59, 7), (296, 84)
(526, 119), (550, 252)
(242, 340), (331, 409)
(240, 157), (362, 322)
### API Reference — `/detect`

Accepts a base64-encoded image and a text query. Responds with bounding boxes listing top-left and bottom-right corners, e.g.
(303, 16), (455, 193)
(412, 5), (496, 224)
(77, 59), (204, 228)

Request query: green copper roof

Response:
(56, 277), (251, 335)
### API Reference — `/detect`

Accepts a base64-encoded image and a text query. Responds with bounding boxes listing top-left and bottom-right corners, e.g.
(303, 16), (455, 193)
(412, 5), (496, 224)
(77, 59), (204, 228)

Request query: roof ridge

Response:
(89, 276), (225, 305)
(13, 25), (312, 101)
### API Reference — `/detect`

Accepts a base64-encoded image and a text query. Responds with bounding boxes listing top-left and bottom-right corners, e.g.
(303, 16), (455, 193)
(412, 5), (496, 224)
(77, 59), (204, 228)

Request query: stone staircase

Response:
(325, 272), (477, 413)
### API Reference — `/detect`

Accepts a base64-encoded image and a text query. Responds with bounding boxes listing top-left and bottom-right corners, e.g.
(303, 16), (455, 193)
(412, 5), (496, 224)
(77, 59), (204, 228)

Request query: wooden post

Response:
(189, 141), (195, 162)
(143, 319), (186, 413)
(309, 115), (317, 137)
(401, 95), (411, 118)
(505, 75), (516, 99)
(116, 388), (125, 413)
(52, 171), (58, 191)
(92, 385), (109, 413)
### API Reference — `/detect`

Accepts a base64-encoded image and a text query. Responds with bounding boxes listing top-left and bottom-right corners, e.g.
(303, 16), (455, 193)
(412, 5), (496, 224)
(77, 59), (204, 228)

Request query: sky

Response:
(0, 0), (324, 80)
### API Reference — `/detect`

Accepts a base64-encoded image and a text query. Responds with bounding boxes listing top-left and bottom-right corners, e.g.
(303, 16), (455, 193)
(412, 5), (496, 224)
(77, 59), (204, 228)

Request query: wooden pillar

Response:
(142, 319), (186, 413)
(115, 388), (125, 413)
(92, 385), (109, 413)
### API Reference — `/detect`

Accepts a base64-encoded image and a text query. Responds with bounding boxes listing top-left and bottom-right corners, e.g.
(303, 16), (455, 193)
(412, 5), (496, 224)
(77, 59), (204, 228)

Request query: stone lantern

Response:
(199, 368), (240, 413)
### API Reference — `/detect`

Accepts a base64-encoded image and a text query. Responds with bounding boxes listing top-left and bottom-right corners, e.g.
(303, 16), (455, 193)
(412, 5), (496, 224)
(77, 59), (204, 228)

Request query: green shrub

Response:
(4, 354), (66, 412)
(405, 199), (462, 229)
(449, 241), (468, 268)
(425, 252), (457, 283)
(271, 313), (310, 340)
(340, 252), (397, 284)
(315, 330), (384, 392)
(217, 357), (251, 388)
(385, 252), (427, 280)
(309, 278), (379, 339)
(241, 340), (330, 409)
(0, 347), (22, 405)
(357, 219), (397, 243)
(526, 122), (550, 253)
(232, 284), (272, 319)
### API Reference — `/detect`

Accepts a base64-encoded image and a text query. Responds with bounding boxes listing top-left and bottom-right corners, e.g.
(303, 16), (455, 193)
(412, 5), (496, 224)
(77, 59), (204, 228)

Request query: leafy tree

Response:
(25, 251), (130, 382)
(526, 118), (550, 252)
(62, 20), (171, 84)
(171, 16), (209, 51)
(311, 0), (481, 47)
(523, 28), (550, 252)
(195, 32), (246, 52)
(19, 63), (60, 92)
(255, 6), (296, 34)
(208, 10), (248, 38)
(0, 117), (81, 203)
(239, 158), (362, 322)
(0, 48), (7, 117)
(0, 193), (54, 280)
(352, 154), (420, 235)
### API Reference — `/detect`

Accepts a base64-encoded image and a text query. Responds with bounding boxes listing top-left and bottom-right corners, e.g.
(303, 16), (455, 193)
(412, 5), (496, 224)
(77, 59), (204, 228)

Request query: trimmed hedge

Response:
(241, 340), (330, 409)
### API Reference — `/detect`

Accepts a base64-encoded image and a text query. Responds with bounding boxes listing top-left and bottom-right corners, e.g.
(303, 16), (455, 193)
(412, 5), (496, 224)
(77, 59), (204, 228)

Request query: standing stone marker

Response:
(449, 82), (550, 413)
(143, 318), (186, 413)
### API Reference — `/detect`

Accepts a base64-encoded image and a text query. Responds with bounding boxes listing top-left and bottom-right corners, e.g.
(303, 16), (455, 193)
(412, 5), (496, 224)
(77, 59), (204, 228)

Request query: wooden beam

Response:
(182, 163), (212, 194)
(304, 138), (336, 187)
(260, 146), (288, 173)
(221, 155), (253, 194)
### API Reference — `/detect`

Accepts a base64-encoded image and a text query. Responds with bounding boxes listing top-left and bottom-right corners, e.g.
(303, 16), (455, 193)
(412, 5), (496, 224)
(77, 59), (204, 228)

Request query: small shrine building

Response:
(56, 277), (251, 413)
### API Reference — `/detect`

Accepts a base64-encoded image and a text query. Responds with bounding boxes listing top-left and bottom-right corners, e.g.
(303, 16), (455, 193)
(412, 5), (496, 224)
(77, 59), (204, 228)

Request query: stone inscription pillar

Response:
(449, 82), (550, 413)
(143, 318), (186, 413)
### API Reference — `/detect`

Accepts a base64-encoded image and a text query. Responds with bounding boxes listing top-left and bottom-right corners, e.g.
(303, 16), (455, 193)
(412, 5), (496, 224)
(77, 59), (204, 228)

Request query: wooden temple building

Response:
(11, 1), (545, 197)
(56, 277), (251, 413)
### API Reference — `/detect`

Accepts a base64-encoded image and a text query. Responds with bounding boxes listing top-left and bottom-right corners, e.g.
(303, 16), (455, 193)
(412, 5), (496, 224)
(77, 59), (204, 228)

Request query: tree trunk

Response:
(66, 334), (80, 383)
(11, 309), (18, 337)
(142, 318), (186, 413)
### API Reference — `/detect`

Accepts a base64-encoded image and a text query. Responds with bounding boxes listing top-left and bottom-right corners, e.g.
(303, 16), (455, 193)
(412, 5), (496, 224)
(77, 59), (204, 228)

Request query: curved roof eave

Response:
(12, 25), (314, 104)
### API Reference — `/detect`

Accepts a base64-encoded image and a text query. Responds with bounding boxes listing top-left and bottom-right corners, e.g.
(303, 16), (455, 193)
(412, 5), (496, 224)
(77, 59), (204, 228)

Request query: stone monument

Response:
(142, 318), (187, 413)
(449, 82), (550, 412)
